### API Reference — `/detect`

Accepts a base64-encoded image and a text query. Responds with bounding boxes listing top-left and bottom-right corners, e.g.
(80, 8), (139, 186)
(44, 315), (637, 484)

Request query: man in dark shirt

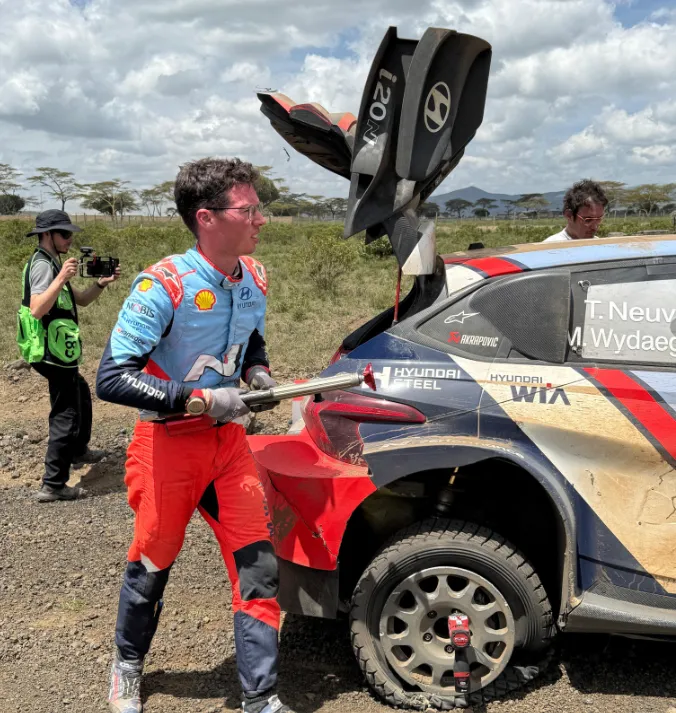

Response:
(18, 209), (120, 501)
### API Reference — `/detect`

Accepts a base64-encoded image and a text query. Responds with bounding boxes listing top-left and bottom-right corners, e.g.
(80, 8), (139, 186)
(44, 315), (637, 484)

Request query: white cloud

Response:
(119, 55), (202, 97)
(548, 128), (609, 163)
(2, 0), (676, 205)
(598, 103), (676, 146)
(221, 62), (272, 87)
(0, 72), (48, 115)
(492, 22), (676, 101)
(631, 145), (676, 165)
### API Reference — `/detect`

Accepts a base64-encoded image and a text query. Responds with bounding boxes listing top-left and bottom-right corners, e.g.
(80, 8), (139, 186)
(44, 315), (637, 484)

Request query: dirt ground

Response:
(1, 363), (676, 713)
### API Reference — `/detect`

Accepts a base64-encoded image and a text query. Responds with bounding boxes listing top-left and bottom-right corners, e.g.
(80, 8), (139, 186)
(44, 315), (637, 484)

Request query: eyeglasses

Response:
(222, 204), (262, 221)
(576, 214), (604, 225)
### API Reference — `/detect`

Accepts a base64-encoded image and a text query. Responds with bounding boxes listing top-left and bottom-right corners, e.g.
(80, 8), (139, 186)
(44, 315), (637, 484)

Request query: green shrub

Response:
(300, 224), (344, 241)
(259, 222), (299, 245)
(363, 236), (394, 258)
(597, 217), (673, 236)
(0, 195), (25, 215)
(300, 231), (359, 292)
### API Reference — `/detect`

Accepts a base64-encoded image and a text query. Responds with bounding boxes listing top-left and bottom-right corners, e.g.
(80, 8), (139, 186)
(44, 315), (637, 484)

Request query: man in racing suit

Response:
(96, 158), (293, 713)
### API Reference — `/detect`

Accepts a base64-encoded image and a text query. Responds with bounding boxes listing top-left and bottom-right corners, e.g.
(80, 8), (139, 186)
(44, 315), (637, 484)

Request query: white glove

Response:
(204, 387), (250, 422)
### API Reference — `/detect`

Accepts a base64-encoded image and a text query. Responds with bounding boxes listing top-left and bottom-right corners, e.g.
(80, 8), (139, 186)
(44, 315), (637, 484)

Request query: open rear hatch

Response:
(258, 26), (491, 272)
(257, 25), (492, 353)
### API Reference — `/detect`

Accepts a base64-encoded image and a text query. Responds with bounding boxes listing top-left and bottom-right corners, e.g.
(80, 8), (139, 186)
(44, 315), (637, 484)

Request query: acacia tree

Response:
(78, 180), (138, 222)
(420, 201), (440, 217)
(156, 180), (175, 215)
(0, 163), (27, 214)
(0, 163), (22, 194)
(268, 189), (313, 216)
(137, 187), (156, 217)
(597, 181), (626, 217)
(623, 184), (675, 216)
(28, 167), (79, 210)
(137, 180), (175, 217)
(302, 195), (324, 219)
(322, 197), (348, 220)
(503, 199), (519, 219)
(516, 193), (549, 217)
(254, 165), (282, 209)
(445, 198), (473, 219)
(474, 197), (496, 214)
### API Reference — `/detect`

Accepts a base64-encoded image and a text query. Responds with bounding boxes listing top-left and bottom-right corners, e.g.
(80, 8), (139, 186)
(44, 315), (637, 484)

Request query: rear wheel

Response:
(349, 519), (554, 709)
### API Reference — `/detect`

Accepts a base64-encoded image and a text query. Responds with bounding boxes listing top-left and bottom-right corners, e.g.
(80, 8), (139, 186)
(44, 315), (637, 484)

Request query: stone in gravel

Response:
(4, 359), (30, 371)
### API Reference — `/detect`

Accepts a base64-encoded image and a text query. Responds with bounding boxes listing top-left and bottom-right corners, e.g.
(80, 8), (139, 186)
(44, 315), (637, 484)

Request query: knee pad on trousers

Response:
(233, 541), (279, 601)
(115, 560), (172, 660)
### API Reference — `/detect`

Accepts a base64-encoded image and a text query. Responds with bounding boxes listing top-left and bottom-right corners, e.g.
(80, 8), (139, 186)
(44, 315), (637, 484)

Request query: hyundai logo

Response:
(239, 287), (252, 300)
(424, 82), (451, 133)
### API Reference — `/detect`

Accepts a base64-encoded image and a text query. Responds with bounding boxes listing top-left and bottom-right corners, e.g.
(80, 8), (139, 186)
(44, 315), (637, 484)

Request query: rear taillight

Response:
(329, 345), (350, 365)
(301, 389), (425, 466)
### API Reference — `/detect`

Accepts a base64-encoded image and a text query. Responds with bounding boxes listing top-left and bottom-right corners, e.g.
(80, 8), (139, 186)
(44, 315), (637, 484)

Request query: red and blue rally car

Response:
(250, 25), (676, 708)
(250, 234), (676, 708)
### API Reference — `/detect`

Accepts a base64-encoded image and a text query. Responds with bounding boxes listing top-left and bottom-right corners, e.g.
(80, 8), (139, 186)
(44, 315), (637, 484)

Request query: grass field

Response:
(1, 215), (672, 378)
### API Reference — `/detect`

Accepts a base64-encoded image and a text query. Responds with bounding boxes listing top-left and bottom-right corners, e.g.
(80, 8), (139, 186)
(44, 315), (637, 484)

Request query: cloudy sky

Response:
(2, 0), (676, 207)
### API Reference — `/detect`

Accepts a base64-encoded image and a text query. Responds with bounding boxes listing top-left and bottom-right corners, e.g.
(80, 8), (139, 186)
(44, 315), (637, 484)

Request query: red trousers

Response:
(116, 419), (280, 694)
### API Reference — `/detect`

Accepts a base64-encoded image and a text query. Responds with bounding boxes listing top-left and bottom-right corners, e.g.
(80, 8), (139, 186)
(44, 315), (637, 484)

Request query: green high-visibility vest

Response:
(16, 248), (82, 367)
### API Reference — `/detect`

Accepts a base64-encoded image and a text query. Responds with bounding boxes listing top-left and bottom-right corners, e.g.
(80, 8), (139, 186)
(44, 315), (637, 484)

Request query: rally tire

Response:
(349, 518), (555, 710)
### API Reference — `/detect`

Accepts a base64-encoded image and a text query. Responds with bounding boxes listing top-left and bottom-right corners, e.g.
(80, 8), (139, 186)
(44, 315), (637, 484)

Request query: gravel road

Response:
(1, 365), (676, 713)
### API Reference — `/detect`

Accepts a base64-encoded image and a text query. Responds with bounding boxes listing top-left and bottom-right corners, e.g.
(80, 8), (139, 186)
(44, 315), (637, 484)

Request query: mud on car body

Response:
(249, 235), (676, 709)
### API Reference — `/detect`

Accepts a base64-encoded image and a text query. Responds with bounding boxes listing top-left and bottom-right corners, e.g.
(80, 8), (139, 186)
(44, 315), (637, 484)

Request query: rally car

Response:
(249, 24), (676, 708)
(249, 234), (676, 708)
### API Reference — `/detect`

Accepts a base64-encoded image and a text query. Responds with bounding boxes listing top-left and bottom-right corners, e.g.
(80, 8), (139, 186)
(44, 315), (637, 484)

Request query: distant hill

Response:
(430, 185), (566, 215)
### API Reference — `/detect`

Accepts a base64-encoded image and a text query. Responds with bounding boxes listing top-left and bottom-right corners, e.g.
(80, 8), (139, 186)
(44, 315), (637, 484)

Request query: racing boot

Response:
(242, 693), (296, 713)
(108, 648), (144, 713)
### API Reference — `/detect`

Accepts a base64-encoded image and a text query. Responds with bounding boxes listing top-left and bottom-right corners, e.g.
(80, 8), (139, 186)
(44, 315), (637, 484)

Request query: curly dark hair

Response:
(563, 179), (608, 217)
(174, 157), (260, 235)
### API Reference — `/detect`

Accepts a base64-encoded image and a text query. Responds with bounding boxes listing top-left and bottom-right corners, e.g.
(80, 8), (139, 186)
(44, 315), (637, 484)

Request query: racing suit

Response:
(96, 245), (279, 698)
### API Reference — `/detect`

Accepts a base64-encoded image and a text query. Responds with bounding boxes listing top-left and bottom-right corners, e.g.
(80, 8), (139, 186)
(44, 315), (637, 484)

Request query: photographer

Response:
(17, 209), (121, 502)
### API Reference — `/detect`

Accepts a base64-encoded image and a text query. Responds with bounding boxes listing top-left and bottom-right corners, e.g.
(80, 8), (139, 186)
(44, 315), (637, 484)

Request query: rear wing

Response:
(257, 26), (492, 275)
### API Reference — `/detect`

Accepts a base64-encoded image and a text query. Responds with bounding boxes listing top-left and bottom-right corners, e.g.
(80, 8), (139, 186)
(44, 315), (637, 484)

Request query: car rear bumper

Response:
(248, 428), (375, 616)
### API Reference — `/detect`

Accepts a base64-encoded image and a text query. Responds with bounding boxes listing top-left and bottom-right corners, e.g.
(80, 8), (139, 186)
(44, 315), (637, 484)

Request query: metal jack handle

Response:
(139, 365), (376, 423)
(240, 363), (376, 405)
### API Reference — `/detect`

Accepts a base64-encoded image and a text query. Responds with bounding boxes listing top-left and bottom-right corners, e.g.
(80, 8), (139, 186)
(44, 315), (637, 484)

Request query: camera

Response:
(78, 246), (119, 278)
